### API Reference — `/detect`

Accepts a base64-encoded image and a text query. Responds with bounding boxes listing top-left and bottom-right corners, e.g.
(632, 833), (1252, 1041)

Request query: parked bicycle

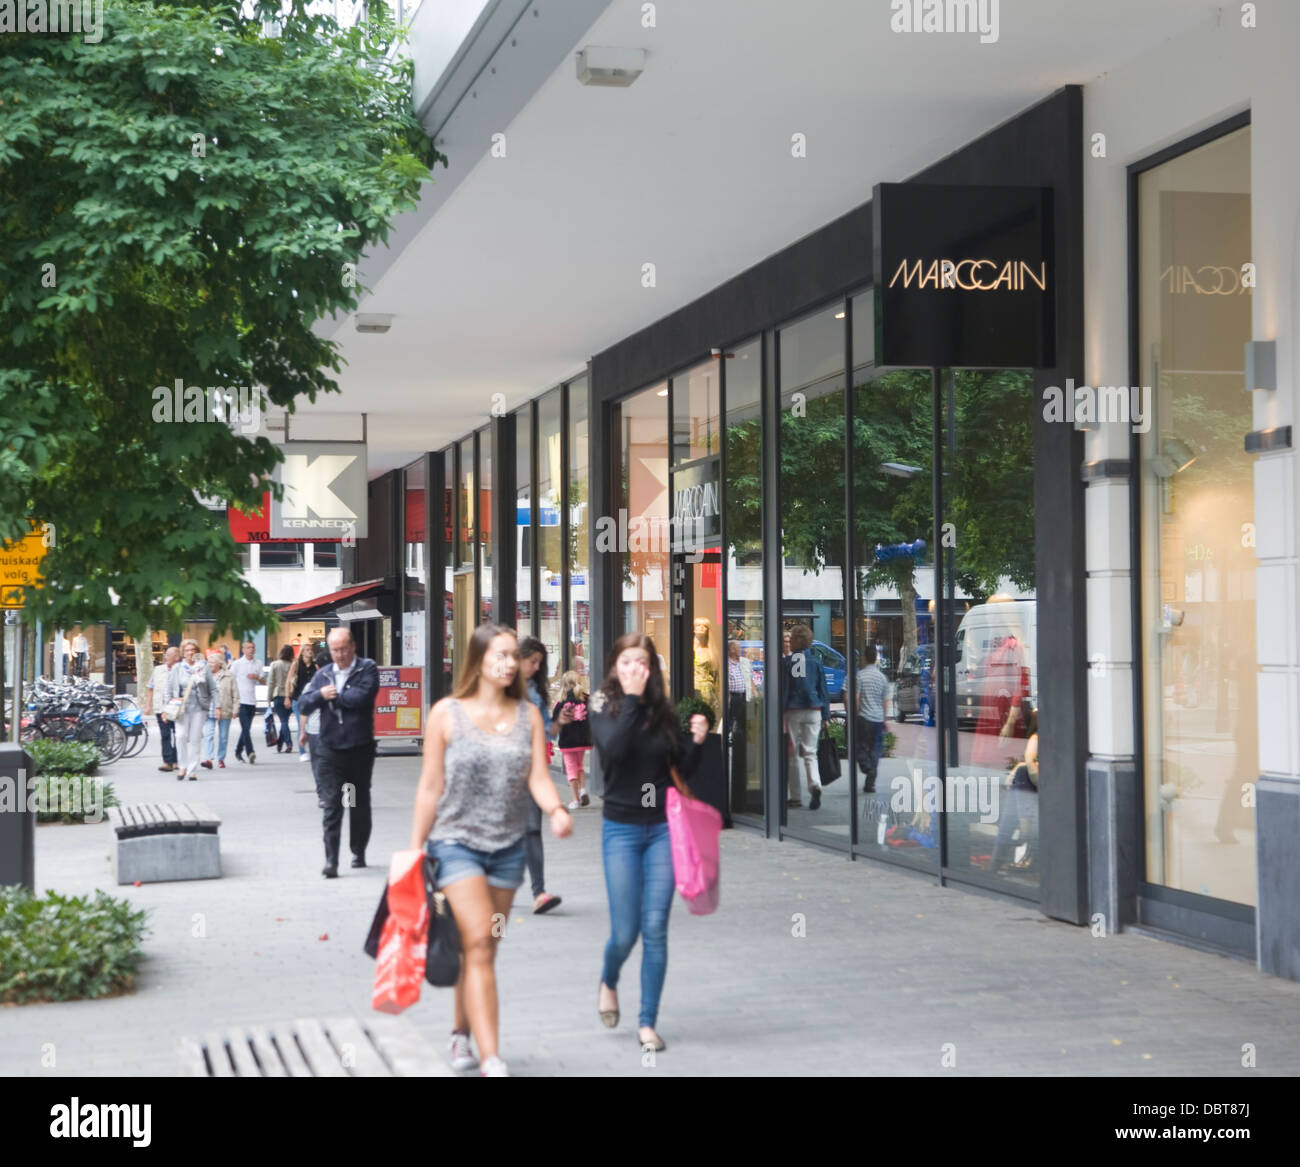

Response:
(19, 677), (130, 764)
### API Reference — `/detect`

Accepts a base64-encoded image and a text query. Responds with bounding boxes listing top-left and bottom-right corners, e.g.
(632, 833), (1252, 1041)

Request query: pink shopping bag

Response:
(665, 784), (722, 916)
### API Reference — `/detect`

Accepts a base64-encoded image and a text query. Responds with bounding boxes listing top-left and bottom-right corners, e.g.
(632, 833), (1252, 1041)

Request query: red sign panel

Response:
(229, 492), (342, 543)
(374, 667), (424, 738)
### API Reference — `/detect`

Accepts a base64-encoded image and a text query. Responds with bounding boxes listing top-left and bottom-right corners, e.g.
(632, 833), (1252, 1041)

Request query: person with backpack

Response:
(552, 670), (592, 810)
(590, 633), (709, 1053)
(408, 623), (573, 1077)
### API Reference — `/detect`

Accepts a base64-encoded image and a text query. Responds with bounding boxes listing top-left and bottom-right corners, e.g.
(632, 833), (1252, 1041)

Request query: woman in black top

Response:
(590, 633), (708, 1052)
(287, 643), (319, 762)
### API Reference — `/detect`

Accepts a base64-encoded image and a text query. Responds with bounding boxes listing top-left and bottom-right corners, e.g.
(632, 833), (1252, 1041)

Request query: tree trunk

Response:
(134, 629), (155, 703)
(897, 567), (919, 661)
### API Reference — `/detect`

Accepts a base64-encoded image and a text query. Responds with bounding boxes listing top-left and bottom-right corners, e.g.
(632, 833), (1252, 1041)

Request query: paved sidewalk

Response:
(5, 741), (1300, 1077)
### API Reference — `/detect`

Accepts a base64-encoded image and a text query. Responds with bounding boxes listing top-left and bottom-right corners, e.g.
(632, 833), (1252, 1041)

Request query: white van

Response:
(953, 599), (1037, 727)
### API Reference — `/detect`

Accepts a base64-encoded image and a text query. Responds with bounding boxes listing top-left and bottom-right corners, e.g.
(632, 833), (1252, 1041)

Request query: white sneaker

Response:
(448, 1032), (478, 1072)
(567, 799), (582, 811)
(480, 1055), (509, 1077)
(298, 752), (310, 762)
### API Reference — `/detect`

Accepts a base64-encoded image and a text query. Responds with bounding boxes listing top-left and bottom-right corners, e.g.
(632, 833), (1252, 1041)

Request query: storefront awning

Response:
(276, 580), (386, 619)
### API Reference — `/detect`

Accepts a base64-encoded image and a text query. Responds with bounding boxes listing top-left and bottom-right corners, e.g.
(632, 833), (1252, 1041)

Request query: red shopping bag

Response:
(371, 851), (430, 1014)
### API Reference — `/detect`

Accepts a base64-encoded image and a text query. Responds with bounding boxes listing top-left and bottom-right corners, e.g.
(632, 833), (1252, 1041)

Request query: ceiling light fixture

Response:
(576, 46), (646, 87)
(355, 314), (394, 334)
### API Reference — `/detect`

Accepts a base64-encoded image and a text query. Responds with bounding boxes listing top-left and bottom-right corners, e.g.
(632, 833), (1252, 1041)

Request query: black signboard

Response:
(873, 183), (1055, 367)
(671, 456), (720, 552)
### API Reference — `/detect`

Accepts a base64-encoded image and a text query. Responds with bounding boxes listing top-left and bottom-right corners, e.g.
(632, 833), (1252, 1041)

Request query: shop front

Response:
(400, 36), (1298, 976)
(575, 88), (1087, 916)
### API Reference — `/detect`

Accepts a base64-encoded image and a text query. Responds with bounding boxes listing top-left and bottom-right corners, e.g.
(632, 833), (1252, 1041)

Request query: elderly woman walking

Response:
(166, 639), (212, 781)
(202, 651), (238, 769)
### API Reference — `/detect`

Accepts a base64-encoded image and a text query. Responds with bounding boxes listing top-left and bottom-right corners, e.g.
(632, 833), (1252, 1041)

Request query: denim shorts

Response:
(427, 837), (526, 891)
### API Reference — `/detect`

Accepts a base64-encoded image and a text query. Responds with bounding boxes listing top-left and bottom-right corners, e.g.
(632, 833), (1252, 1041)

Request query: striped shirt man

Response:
(856, 663), (887, 723)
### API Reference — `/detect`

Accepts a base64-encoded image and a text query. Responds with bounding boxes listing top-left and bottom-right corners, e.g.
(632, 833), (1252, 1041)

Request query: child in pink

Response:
(551, 671), (592, 809)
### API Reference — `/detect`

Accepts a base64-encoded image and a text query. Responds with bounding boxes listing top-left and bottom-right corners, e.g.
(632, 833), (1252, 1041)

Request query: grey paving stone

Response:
(3, 744), (1300, 1076)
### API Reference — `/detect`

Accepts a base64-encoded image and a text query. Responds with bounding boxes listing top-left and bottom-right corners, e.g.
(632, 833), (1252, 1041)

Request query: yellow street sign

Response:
(0, 586), (24, 609)
(0, 533), (47, 588)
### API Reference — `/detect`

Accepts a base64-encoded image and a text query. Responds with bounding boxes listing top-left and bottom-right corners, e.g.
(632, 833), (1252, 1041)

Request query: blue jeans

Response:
(204, 715), (231, 762)
(275, 698), (292, 748)
(601, 819), (675, 1029)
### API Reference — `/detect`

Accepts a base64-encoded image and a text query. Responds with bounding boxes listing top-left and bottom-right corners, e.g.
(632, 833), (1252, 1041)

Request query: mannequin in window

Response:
(693, 617), (718, 722)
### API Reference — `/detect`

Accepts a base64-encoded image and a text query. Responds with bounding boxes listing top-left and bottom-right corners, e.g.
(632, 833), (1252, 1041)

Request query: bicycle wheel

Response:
(78, 717), (126, 765)
(114, 694), (141, 712)
(123, 721), (149, 758)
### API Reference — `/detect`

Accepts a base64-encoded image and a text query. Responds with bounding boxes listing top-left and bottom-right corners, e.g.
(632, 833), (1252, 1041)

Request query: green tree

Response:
(0, 0), (442, 638)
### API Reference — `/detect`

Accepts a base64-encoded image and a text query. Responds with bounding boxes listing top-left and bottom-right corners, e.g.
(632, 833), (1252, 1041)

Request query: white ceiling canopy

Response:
(307, 0), (1215, 476)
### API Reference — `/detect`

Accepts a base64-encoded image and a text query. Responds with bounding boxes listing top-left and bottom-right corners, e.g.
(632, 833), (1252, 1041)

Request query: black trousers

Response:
(524, 795), (545, 897)
(727, 692), (748, 814)
(157, 714), (177, 765)
(317, 741), (376, 868)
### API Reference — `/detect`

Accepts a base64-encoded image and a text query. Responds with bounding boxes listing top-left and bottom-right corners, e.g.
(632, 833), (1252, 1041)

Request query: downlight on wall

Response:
(355, 314), (394, 334)
(576, 46), (646, 87)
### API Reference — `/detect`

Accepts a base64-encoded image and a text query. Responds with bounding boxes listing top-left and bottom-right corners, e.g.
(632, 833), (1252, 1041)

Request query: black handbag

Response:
(817, 723), (842, 786)
(363, 853), (462, 988)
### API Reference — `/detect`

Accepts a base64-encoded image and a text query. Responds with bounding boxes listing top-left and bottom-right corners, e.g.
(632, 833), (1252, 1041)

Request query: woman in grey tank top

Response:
(408, 623), (573, 1079)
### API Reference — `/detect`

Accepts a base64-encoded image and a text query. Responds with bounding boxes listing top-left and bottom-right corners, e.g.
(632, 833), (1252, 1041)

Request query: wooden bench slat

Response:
(323, 1017), (392, 1078)
(364, 1014), (453, 1078)
(158, 804), (183, 828)
(202, 1033), (236, 1077)
(246, 1025), (292, 1077)
(177, 1035), (209, 1077)
(172, 802), (198, 828)
(186, 802), (221, 827)
(223, 1030), (262, 1078)
(293, 1018), (348, 1078)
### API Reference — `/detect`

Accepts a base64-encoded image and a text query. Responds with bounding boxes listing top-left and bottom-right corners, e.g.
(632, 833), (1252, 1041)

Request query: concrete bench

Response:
(179, 1016), (452, 1077)
(109, 801), (221, 885)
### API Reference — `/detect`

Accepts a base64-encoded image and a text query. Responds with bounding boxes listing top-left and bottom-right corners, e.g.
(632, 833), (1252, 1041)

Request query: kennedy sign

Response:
(269, 442), (368, 539)
(873, 183), (1055, 367)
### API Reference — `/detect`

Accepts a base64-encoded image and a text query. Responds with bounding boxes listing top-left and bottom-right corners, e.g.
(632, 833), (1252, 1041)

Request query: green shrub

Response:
(677, 693), (717, 732)
(34, 776), (118, 824)
(882, 731), (897, 758)
(24, 739), (100, 777)
(0, 887), (148, 1005)
(825, 718), (847, 753)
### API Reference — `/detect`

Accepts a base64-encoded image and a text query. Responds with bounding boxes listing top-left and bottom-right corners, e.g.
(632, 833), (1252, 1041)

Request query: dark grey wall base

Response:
(1257, 777), (1300, 979)
(1087, 757), (1138, 934)
(1136, 896), (1255, 959)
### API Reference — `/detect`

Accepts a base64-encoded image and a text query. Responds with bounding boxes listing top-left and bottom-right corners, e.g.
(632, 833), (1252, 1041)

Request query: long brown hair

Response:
(453, 623), (526, 701)
(599, 633), (676, 740)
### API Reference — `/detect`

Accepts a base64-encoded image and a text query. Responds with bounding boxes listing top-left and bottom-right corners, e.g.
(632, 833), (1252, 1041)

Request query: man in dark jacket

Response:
(298, 627), (380, 878)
